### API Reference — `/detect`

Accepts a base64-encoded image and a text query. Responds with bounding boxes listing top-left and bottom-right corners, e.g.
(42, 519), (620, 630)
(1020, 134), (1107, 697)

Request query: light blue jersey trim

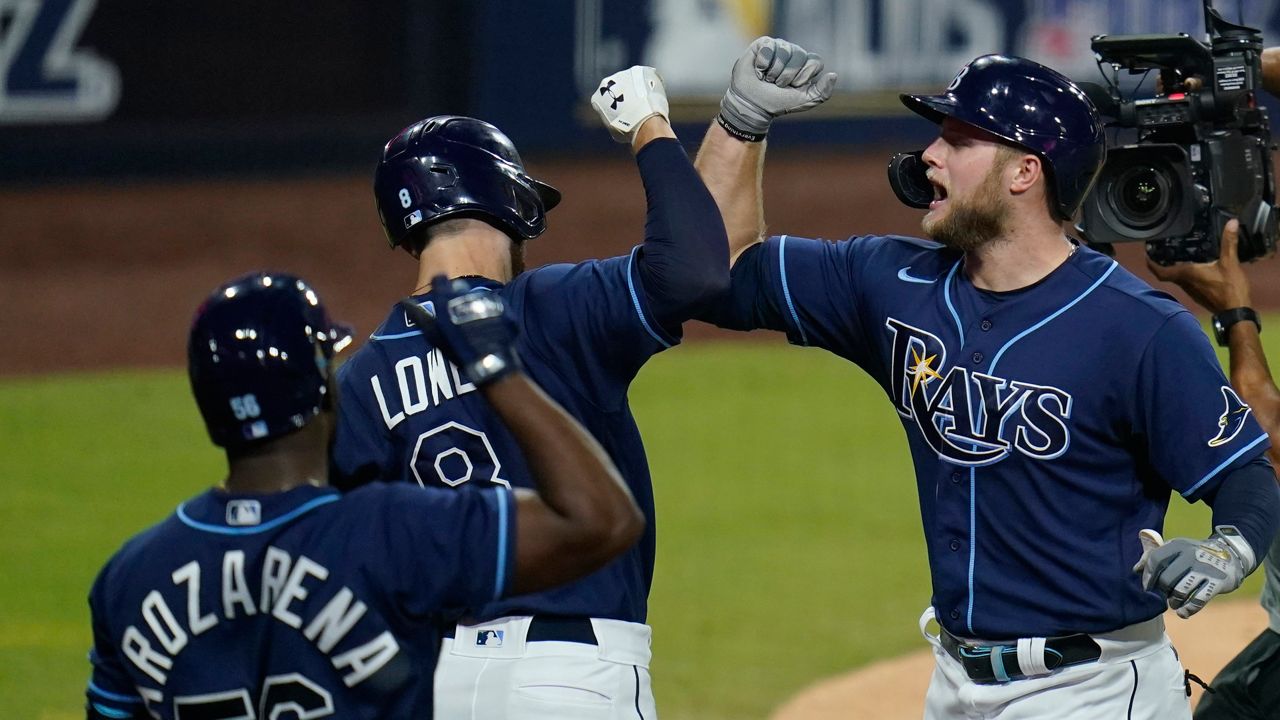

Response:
(177, 494), (340, 535)
(1184, 432), (1270, 497)
(493, 488), (511, 600)
(371, 296), (453, 341)
(371, 329), (423, 341)
(776, 235), (809, 346)
(88, 682), (141, 703)
(964, 259), (1117, 635)
(92, 703), (133, 719)
(943, 260), (965, 345)
(626, 246), (672, 349)
(989, 261), (1118, 372)
(967, 467), (978, 634)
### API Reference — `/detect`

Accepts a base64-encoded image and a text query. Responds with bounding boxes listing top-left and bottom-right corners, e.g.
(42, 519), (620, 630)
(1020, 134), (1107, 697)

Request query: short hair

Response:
(995, 144), (1067, 223)
(401, 218), (474, 257)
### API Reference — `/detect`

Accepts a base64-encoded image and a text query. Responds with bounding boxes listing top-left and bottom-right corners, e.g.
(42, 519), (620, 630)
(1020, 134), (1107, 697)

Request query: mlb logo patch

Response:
(404, 209), (423, 229)
(246, 420), (269, 440)
(476, 629), (504, 647)
(226, 500), (262, 526)
(404, 301), (435, 327)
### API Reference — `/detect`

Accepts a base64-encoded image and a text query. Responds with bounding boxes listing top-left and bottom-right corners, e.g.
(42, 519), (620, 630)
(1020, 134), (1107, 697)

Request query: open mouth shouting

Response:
(928, 176), (949, 211)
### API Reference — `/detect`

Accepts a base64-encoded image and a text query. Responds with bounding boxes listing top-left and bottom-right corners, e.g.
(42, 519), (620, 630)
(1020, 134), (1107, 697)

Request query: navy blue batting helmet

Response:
(188, 272), (353, 448)
(901, 54), (1106, 218)
(373, 115), (562, 249)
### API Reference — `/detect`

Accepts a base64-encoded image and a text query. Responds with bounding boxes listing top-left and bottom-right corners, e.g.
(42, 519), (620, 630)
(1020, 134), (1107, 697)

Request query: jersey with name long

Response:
(331, 255), (674, 624)
(85, 484), (512, 720)
(716, 234), (1270, 640)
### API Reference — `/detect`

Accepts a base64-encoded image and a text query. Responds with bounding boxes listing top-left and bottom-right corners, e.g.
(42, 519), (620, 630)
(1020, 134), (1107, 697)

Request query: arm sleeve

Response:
(698, 235), (877, 365)
(330, 360), (396, 491)
(1134, 311), (1272, 500)
(630, 138), (730, 332)
(85, 571), (145, 720)
(1202, 455), (1280, 561)
(380, 485), (516, 613)
(515, 256), (676, 408)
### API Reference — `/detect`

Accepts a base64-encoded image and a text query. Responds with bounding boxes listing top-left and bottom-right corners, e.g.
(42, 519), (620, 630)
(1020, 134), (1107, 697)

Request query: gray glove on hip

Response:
(718, 36), (838, 142)
(1132, 526), (1256, 619)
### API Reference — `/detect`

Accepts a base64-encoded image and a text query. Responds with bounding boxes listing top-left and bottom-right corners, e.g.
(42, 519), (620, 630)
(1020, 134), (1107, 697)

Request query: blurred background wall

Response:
(4, 0), (1280, 374)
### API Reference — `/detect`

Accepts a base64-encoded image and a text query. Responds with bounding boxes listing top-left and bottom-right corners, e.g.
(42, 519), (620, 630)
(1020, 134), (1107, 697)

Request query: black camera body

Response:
(1078, 3), (1278, 264)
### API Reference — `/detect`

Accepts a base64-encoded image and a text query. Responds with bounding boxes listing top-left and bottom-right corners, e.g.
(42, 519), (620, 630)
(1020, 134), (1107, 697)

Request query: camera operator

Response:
(1152, 219), (1280, 718)
(1151, 43), (1280, 709)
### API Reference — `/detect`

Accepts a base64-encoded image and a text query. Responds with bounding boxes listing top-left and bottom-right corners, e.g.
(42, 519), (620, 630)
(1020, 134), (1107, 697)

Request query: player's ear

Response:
(1007, 152), (1043, 196)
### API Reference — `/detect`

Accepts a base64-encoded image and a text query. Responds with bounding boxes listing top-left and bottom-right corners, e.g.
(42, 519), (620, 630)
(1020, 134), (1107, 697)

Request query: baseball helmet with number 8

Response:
(373, 115), (563, 249)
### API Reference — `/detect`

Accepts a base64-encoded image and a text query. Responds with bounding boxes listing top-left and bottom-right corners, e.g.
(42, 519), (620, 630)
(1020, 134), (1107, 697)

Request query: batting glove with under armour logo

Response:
(718, 36), (838, 142)
(590, 65), (669, 144)
(400, 276), (521, 387)
(1132, 526), (1256, 618)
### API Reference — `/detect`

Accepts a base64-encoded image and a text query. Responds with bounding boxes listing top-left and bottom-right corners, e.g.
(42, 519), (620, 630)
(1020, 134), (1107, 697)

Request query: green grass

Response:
(1, 335), (1273, 718)
(635, 343), (927, 719)
(0, 372), (221, 715)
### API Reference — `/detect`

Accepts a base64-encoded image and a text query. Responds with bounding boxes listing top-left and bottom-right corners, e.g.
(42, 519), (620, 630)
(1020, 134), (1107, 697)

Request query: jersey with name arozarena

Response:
(716, 234), (1271, 640)
(85, 484), (513, 720)
(331, 254), (674, 624)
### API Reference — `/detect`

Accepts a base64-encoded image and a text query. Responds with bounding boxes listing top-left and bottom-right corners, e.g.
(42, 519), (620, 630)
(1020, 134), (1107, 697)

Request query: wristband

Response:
(1211, 307), (1260, 347)
(716, 113), (767, 143)
(1213, 524), (1257, 573)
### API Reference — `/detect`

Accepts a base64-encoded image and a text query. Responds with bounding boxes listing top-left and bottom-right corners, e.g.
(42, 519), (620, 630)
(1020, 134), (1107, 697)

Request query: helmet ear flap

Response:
(511, 182), (542, 225)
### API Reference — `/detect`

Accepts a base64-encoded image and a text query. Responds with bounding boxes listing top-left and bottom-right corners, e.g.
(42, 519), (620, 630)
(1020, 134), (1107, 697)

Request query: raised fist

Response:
(718, 36), (838, 141)
(591, 66), (670, 144)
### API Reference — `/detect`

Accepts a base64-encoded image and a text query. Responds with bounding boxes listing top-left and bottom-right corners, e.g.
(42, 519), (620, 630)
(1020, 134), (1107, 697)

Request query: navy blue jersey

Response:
(717, 234), (1270, 639)
(331, 252), (673, 623)
(86, 484), (513, 719)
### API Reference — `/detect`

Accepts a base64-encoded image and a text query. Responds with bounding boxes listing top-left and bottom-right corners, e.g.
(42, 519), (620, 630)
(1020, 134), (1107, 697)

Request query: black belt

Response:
(939, 627), (1102, 684)
(443, 616), (598, 645)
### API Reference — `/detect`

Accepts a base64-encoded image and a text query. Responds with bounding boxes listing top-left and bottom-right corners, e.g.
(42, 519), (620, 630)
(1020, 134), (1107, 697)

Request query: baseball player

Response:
(330, 67), (727, 718)
(692, 38), (1280, 718)
(1151, 220), (1280, 719)
(84, 272), (644, 719)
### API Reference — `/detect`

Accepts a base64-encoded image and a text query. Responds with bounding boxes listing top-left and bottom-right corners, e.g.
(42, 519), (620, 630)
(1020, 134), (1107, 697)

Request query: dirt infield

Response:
(5, 148), (1280, 375)
(771, 600), (1270, 719)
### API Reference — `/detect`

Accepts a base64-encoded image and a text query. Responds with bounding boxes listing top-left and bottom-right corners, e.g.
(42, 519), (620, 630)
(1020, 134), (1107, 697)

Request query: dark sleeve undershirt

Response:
(631, 138), (730, 333)
(1203, 455), (1280, 563)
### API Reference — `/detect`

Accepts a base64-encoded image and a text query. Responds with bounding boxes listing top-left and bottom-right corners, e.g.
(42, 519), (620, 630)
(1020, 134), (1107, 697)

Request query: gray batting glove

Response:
(718, 36), (838, 142)
(1132, 527), (1256, 618)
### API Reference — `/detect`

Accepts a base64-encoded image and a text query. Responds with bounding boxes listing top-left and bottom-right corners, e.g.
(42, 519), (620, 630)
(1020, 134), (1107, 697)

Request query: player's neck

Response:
(222, 417), (331, 494)
(413, 223), (515, 292)
(964, 214), (1073, 292)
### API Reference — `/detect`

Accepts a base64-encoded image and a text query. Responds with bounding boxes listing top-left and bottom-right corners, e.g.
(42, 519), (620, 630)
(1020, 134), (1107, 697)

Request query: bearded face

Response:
(509, 238), (527, 277)
(921, 154), (1012, 252)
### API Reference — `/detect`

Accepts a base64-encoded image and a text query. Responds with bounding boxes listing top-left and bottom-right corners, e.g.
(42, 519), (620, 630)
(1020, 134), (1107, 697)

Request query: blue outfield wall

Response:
(2, 0), (1279, 182)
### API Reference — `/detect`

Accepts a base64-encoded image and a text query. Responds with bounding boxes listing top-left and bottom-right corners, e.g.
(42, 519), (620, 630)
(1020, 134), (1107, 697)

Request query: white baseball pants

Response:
(434, 616), (657, 719)
(919, 608), (1190, 719)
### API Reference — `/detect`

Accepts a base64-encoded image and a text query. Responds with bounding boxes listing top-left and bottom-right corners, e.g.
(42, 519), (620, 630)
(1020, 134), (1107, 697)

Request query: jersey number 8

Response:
(409, 421), (511, 489)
